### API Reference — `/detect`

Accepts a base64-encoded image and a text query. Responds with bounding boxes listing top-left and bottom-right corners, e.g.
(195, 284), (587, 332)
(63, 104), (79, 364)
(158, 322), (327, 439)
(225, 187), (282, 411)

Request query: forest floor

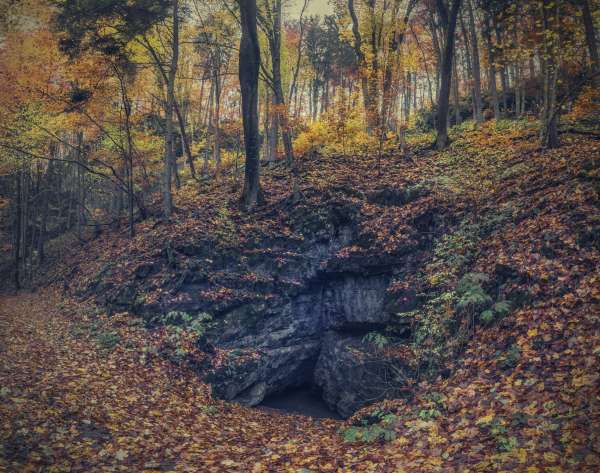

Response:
(1, 120), (600, 472)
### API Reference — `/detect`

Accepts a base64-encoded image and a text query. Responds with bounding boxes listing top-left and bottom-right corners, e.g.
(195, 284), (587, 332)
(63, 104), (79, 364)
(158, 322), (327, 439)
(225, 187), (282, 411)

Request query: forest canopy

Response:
(1, 0), (598, 263)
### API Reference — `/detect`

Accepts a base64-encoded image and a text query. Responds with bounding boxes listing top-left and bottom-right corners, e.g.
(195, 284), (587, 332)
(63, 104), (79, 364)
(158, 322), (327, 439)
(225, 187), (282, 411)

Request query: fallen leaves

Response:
(2, 125), (600, 472)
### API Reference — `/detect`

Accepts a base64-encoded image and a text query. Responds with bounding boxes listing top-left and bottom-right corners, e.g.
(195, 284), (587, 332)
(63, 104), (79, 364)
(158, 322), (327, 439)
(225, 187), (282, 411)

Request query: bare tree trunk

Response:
(239, 0), (262, 210)
(382, 0), (416, 134)
(494, 18), (508, 114)
(288, 0), (309, 106)
(174, 100), (196, 179)
(435, 0), (462, 149)
(13, 168), (22, 290)
(452, 56), (461, 125)
(483, 12), (500, 120)
(213, 63), (222, 175)
(117, 67), (136, 236)
(271, 103), (279, 161)
(511, 4), (523, 117)
(540, 0), (559, 148)
(412, 24), (435, 108)
(162, 0), (178, 217)
(429, 11), (442, 98)
(38, 158), (52, 265)
(265, 0), (295, 167)
(466, 0), (482, 122)
(348, 0), (378, 132)
(582, 0), (600, 86)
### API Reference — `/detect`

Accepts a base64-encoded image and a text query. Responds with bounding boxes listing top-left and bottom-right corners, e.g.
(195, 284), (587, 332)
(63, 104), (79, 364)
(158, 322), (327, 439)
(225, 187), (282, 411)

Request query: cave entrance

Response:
(258, 384), (341, 420)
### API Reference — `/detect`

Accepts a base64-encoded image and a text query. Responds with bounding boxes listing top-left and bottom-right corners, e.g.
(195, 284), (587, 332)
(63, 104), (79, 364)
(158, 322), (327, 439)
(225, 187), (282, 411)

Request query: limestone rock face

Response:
(91, 190), (434, 417)
(314, 332), (410, 418)
(204, 272), (413, 417)
(321, 275), (390, 330)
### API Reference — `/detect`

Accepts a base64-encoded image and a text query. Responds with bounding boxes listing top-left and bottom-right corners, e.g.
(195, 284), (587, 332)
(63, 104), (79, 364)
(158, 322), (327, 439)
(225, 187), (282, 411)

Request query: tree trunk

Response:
(494, 18), (508, 114)
(452, 56), (461, 125)
(483, 12), (500, 120)
(268, 96), (279, 161)
(582, 0), (600, 86)
(266, 0), (295, 167)
(13, 168), (22, 290)
(382, 0), (415, 133)
(239, 0), (262, 210)
(348, 0), (378, 132)
(163, 0), (179, 217)
(540, 0), (560, 148)
(174, 98), (196, 179)
(466, 0), (482, 122)
(38, 159), (51, 265)
(213, 63), (222, 175)
(435, 0), (462, 149)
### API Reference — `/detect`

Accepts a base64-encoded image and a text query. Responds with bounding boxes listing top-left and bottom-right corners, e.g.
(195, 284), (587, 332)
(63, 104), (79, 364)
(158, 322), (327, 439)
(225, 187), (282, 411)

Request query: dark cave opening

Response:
(258, 384), (342, 420)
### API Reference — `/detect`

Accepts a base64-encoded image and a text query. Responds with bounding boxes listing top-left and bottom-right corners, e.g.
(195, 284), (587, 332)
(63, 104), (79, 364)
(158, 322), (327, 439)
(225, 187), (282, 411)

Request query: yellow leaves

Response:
(571, 372), (598, 388)
(251, 462), (267, 472)
(450, 427), (478, 441)
(523, 402), (538, 416)
(475, 413), (494, 425)
(426, 457), (443, 467)
(543, 452), (559, 463)
(527, 328), (538, 338)
(516, 448), (528, 463)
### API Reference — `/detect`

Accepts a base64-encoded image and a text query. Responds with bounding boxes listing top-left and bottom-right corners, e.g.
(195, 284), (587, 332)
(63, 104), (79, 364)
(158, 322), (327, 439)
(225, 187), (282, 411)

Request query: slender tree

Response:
(581, 0), (599, 86)
(435, 0), (463, 149)
(162, 0), (179, 217)
(239, 0), (262, 209)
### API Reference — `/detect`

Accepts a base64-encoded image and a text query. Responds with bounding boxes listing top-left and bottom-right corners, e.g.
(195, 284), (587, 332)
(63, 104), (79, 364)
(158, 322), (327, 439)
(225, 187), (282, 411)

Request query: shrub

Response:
(417, 408), (441, 420)
(497, 344), (520, 370)
(480, 301), (512, 325)
(341, 411), (397, 443)
(456, 272), (492, 312)
(363, 332), (389, 349)
(96, 331), (120, 351)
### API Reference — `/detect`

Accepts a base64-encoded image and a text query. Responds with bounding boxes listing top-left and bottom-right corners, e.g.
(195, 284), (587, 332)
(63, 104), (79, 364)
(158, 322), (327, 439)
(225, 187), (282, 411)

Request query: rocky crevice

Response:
(204, 272), (415, 418)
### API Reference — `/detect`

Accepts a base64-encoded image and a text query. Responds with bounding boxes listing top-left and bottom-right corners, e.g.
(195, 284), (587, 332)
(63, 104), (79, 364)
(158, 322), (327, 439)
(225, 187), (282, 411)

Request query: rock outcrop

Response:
(204, 272), (411, 417)
(89, 187), (437, 417)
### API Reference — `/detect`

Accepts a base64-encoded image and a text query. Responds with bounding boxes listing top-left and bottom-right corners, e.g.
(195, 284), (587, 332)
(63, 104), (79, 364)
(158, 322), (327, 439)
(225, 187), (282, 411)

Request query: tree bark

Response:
(239, 0), (262, 209)
(435, 0), (462, 149)
(483, 11), (500, 120)
(348, 0), (378, 132)
(452, 55), (461, 125)
(163, 0), (179, 217)
(466, 0), (482, 122)
(212, 62), (222, 175)
(494, 18), (508, 114)
(382, 0), (416, 133)
(582, 0), (600, 86)
(13, 168), (22, 290)
(540, 0), (559, 148)
(269, 0), (295, 167)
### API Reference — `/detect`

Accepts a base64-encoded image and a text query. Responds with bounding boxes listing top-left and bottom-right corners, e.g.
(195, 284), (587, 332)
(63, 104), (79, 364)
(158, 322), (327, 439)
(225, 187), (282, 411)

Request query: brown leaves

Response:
(3, 125), (600, 472)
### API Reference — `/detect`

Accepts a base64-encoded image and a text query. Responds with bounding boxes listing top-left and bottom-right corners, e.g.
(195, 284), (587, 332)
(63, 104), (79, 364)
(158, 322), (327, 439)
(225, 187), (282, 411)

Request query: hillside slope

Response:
(2, 122), (599, 472)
